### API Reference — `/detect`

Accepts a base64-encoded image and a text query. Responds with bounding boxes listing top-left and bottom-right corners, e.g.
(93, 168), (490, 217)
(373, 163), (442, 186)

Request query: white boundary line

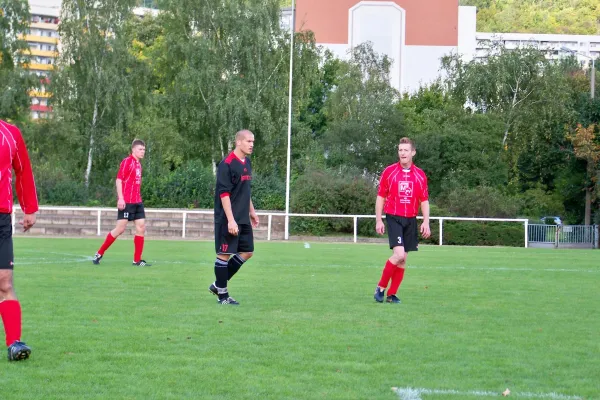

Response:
(393, 387), (582, 400)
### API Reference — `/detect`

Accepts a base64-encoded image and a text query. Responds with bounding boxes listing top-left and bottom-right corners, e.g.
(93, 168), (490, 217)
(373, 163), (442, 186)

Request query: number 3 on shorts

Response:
(397, 236), (402, 244)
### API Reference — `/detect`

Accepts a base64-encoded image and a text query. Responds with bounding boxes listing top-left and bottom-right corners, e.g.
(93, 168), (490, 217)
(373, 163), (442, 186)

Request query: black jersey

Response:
(214, 152), (252, 224)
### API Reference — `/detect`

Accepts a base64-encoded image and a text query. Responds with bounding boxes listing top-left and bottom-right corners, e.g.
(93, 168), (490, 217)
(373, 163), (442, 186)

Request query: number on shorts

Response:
(397, 236), (402, 244)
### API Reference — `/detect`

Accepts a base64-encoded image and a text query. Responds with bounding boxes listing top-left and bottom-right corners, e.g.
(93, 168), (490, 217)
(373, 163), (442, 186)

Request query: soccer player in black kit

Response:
(209, 130), (260, 305)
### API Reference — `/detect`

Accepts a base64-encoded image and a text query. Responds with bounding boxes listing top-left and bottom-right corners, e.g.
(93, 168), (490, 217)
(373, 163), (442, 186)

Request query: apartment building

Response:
(285, 2), (600, 93)
(26, 3), (60, 119)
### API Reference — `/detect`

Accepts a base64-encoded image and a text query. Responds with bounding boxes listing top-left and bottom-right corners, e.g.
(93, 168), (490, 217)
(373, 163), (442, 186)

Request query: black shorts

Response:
(215, 223), (254, 255)
(0, 214), (14, 270)
(117, 203), (145, 221)
(386, 215), (419, 252)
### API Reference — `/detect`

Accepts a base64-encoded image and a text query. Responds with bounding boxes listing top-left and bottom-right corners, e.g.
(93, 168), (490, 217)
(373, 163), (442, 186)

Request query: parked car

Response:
(540, 216), (563, 225)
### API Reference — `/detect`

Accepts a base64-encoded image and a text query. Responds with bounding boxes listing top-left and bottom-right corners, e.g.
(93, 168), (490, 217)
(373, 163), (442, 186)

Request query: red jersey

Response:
(377, 163), (428, 218)
(0, 120), (39, 215)
(117, 155), (142, 203)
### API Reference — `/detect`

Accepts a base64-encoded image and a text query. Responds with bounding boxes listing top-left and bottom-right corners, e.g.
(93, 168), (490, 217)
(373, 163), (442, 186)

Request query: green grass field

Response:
(3, 238), (599, 400)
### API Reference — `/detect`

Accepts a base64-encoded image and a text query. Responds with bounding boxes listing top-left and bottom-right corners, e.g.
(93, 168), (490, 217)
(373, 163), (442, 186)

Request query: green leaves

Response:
(0, 0), (35, 122)
(460, 0), (600, 35)
(321, 43), (402, 173)
(157, 0), (321, 171)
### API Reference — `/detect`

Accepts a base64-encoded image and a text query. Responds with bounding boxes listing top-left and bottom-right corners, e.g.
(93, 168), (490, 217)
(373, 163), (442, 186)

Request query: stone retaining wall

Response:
(11, 207), (287, 240)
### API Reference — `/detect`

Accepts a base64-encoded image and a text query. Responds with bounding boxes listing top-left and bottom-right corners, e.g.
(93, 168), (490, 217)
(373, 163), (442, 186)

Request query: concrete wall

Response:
(11, 208), (287, 240)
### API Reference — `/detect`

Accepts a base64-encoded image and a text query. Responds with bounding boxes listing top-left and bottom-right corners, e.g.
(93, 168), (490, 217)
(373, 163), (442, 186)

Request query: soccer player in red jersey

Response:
(208, 130), (260, 305)
(374, 137), (431, 303)
(0, 119), (38, 361)
(92, 139), (151, 267)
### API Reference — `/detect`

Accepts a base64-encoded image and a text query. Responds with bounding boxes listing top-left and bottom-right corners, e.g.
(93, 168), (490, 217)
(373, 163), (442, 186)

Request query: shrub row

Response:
(30, 162), (526, 246)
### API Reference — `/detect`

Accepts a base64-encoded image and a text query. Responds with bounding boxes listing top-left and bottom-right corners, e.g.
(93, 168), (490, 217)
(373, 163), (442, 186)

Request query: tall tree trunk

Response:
(501, 80), (520, 147)
(85, 98), (99, 188)
(585, 188), (591, 226)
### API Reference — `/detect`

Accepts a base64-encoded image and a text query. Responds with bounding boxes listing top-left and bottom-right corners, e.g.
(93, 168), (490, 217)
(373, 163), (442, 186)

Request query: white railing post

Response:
(353, 216), (358, 243)
(268, 214), (272, 241)
(182, 212), (187, 239)
(439, 218), (443, 246)
(524, 220), (529, 248)
(97, 209), (101, 236)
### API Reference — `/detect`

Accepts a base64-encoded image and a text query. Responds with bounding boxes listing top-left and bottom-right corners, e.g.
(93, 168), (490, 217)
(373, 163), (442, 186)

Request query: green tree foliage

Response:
(442, 46), (576, 193)
(155, 0), (321, 173)
(460, 0), (600, 34)
(400, 83), (508, 199)
(322, 43), (404, 174)
(0, 0), (37, 122)
(52, 0), (139, 188)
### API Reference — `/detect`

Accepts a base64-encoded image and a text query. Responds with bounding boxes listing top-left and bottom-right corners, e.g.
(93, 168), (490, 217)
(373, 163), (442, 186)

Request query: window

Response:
(139, 0), (158, 8)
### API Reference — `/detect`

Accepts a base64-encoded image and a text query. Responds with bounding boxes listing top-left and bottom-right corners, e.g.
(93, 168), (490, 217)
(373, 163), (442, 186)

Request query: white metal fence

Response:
(12, 206), (532, 246)
(528, 224), (599, 249)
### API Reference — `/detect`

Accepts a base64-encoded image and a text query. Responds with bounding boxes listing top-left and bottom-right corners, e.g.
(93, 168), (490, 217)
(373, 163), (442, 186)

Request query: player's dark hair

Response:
(132, 139), (145, 149)
(399, 137), (415, 149)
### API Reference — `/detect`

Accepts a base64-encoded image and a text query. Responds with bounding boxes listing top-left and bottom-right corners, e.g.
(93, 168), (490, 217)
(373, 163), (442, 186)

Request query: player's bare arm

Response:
(420, 200), (431, 239)
(375, 196), (386, 235)
(220, 195), (238, 236)
(249, 200), (259, 228)
(116, 178), (125, 210)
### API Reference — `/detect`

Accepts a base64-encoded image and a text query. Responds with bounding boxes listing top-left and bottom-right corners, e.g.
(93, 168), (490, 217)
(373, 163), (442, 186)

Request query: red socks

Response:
(388, 266), (406, 296)
(98, 233), (145, 262)
(98, 232), (117, 255)
(378, 260), (406, 295)
(0, 300), (22, 346)
(378, 260), (397, 288)
(134, 235), (144, 262)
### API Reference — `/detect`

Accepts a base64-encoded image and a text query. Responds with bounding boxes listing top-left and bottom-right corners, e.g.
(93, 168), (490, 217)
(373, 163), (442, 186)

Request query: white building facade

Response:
(284, 2), (599, 93)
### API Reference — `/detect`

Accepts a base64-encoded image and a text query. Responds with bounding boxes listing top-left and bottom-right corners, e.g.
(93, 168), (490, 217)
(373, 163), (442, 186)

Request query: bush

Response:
(142, 160), (214, 208)
(290, 167), (378, 236)
(442, 186), (521, 218)
(439, 221), (524, 247)
(517, 185), (565, 219)
(33, 162), (88, 205)
(251, 173), (285, 210)
(142, 161), (287, 210)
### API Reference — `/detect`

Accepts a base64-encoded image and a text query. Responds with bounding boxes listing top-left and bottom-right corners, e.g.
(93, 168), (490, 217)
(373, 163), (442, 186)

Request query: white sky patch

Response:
(392, 387), (582, 400)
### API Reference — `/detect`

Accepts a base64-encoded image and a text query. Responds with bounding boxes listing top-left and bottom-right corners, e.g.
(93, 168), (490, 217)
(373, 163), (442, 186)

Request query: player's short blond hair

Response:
(399, 137), (415, 149)
(132, 139), (145, 149)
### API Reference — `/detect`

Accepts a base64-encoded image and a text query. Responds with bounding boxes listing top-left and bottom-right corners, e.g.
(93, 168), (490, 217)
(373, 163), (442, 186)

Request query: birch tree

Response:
(53, 0), (137, 188)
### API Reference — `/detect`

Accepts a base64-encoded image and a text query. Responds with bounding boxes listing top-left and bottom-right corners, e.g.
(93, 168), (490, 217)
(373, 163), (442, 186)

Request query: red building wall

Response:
(294, 0), (458, 46)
